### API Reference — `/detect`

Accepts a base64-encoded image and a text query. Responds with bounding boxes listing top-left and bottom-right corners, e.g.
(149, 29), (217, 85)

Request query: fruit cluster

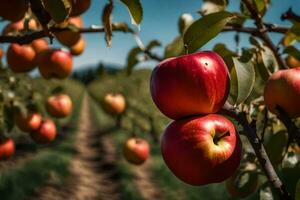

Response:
(0, 94), (73, 160)
(150, 51), (242, 185)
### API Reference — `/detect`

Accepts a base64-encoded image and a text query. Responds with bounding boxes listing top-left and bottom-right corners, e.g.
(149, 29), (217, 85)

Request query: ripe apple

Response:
(69, 37), (85, 56)
(54, 16), (83, 47)
(150, 51), (230, 120)
(161, 114), (241, 185)
(7, 43), (36, 73)
(226, 171), (258, 198)
(123, 137), (150, 165)
(102, 93), (126, 115)
(286, 56), (300, 68)
(2, 18), (38, 35)
(31, 39), (49, 55)
(46, 94), (73, 118)
(70, 0), (91, 16)
(38, 49), (73, 79)
(15, 112), (42, 132)
(30, 119), (56, 144)
(0, 48), (3, 59)
(0, 138), (15, 160)
(0, 0), (28, 22)
(264, 68), (300, 118)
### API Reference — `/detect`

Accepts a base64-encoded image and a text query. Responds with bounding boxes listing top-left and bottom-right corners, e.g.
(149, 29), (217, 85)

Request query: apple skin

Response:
(0, 0), (28, 22)
(30, 119), (56, 144)
(0, 48), (3, 59)
(38, 49), (73, 79)
(123, 138), (150, 165)
(102, 93), (126, 115)
(70, 37), (85, 56)
(2, 18), (38, 35)
(150, 51), (230, 120)
(46, 94), (73, 118)
(264, 68), (300, 118)
(15, 112), (42, 133)
(161, 114), (241, 186)
(31, 39), (49, 55)
(7, 43), (36, 73)
(54, 17), (83, 47)
(0, 138), (15, 160)
(70, 0), (91, 16)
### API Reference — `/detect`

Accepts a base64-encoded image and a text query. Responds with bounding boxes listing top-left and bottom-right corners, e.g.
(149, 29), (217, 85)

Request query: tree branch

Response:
(276, 106), (300, 146)
(219, 103), (292, 200)
(281, 8), (300, 23)
(241, 0), (288, 69)
(222, 25), (288, 35)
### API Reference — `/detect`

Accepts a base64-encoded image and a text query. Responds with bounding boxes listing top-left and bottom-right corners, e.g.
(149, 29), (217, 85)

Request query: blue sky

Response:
(1, 0), (300, 70)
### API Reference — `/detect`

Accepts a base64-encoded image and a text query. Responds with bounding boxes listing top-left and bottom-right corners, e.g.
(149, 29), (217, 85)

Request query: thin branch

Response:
(281, 8), (300, 22)
(276, 106), (300, 146)
(222, 25), (288, 35)
(219, 103), (292, 200)
(241, 0), (288, 69)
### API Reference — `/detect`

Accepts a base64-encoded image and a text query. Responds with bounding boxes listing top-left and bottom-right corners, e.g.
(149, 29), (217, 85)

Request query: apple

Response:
(0, 0), (28, 22)
(31, 39), (49, 55)
(30, 119), (56, 144)
(0, 138), (15, 160)
(102, 93), (126, 115)
(69, 37), (85, 56)
(226, 171), (258, 198)
(150, 51), (230, 120)
(123, 137), (150, 165)
(38, 49), (73, 79)
(54, 16), (83, 47)
(70, 0), (91, 16)
(15, 112), (42, 132)
(0, 48), (3, 59)
(46, 94), (73, 118)
(286, 56), (300, 68)
(2, 18), (38, 35)
(161, 114), (241, 185)
(7, 43), (36, 73)
(264, 68), (300, 118)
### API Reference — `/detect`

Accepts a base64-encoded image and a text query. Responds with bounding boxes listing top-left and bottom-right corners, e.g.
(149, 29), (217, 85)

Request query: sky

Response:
(1, 0), (300, 70)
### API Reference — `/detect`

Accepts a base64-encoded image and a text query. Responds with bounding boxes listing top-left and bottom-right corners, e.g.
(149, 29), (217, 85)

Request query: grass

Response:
(0, 78), (85, 200)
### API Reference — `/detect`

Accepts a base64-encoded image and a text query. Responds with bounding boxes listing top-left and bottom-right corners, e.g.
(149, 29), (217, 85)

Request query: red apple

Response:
(15, 112), (42, 132)
(69, 37), (85, 56)
(161, 114), (241, 185)
(102, 93), (126, 115)
(150, 51), (230, 120)
(38, 49), (73, 79)
(2, 18), (38, 35)
(0, 48), (3, 59)
(30, 119), (56, 144)
(0, 138), (15, 160)
(46, 94), (73, 118)
(70, 0), (91, 16)
(0, 0), (28, 22)
(7, 43), (36, 73)
(264, 68), (300, 118)
(31, 39), (49, 55)
(123, 138), (150, 165)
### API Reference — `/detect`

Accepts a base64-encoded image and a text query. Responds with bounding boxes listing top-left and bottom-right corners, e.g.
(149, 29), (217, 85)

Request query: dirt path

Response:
(28, 95), (121, 200)
(132, 158), (164, 200)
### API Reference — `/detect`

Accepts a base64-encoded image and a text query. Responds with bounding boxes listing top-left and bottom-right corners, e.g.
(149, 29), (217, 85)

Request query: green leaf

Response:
(164, 36), (185, 58)
(254, 0), (267, 16)
(126, 47), (141, 75)
(146, 40), (161, 51)
(290, 22), (300, 36)
(120, 0), (143, 26)
(178, 13), (194, 34)
(183, 11), (235, 53)
(102, 2), (114, 47)
(265, 131), (288, 166)
(295, 179), (300, 200)
(283, 46), (300, 61)
(43, 0), (71, 23)
(229, 57), (255, 106)
(213, 43), (236, 71)
(255, 51), (270, 82)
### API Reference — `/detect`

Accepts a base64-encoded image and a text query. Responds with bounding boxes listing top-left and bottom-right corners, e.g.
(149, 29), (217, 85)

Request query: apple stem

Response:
(213, 130), (230, 145)
(220, 104), (292, 200)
